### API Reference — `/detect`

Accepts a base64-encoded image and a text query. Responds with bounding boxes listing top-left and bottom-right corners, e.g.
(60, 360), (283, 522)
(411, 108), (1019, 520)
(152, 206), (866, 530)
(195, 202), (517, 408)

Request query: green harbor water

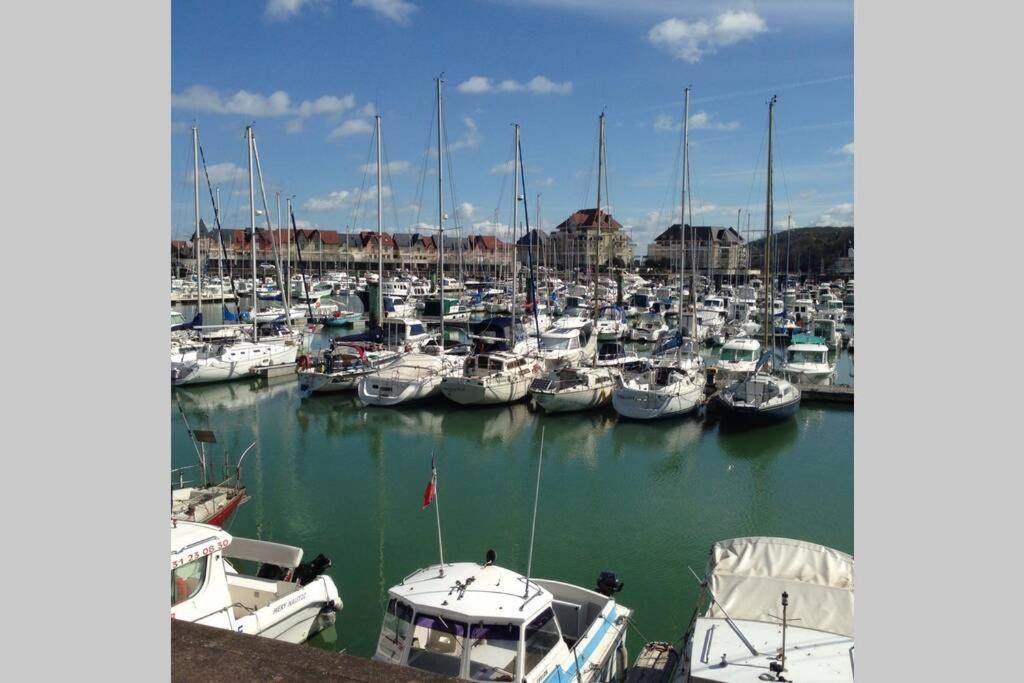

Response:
(171, 332), (853, 658)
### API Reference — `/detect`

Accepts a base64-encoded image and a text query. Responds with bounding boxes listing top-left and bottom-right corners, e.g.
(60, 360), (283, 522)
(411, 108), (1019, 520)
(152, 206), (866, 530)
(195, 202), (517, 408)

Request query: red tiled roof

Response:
(554, 208), (623, 232)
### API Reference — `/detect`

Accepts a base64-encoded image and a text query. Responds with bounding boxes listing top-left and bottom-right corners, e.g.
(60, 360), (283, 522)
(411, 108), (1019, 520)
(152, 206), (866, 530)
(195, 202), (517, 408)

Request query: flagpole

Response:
(432, 453), (445, 576)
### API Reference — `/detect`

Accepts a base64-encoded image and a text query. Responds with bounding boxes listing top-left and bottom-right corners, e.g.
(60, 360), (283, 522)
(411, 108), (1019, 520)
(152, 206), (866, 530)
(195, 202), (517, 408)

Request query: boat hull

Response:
(358, 375), (443, 406)
(441, 375), (533, 405)
(532, 385), (614, 414)
(612, 385), (703, 420)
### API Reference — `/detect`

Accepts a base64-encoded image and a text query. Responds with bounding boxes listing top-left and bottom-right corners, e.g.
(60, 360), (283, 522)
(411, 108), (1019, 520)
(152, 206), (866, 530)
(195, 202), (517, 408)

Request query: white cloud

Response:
(472, 220), (510, 235)
(526, 75), (572, 95)
(295, 219), (319, 228)
(490, 160), (516, 175)
(456, 202), (477, 221)
(265, 0), (328, 22)
(352, 0), (417, 25)
(537, 177), (555, 188)
(172, 85), (357, 122)
(285, 119), (304, 134)
(361, 102), (377, 116)
(359, 160), (412, 175)
(653, 110), (739, 132)
(455, 75), (573, 95)
(840, 142), (854, 156)
(328, 118), (374, 140)
(457, 76), (494, 94)
(303, 186), (393, 212)
(296, 94), (356, 116)
(817, 203), (854, 226)
(447, 117), (482, 151)
(186, 162), (247, 186)
(648, 11), (767, 63)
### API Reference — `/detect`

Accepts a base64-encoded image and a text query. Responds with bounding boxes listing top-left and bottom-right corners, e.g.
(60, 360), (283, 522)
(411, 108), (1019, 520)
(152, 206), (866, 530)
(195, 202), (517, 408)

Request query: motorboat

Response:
(533, 327), (593, 371)
(594, 305), (630, 341)
(595, 341), (641, 369)
(521, 304), (553, 337)
(661, 536), (853, 682)
(810, 318), (842, 350)
(551, 306), (592, 333)
(630, 312), (669, 343)
(714, 337), (761, 383)
(792, 298), (816, 323)
(470, 317), (539, 356)
(172, 341), (298, 386)
(783, 336), (836, 386)
(171, 520), (340, 644)
(440, 351), (542, 405)
(420, 297), (472, 323)
(358, 350), (458, 406)
(372, 559), (631, 682)
(298, 341), (403, 394)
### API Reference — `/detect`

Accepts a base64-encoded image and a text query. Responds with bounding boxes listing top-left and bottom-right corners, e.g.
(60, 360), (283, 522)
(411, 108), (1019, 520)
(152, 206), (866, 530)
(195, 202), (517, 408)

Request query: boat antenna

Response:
(686, 565), (759, 657)
(769, 591), (791, 680)
(174, 395), (207, 486)
(523, 426), (545, 600)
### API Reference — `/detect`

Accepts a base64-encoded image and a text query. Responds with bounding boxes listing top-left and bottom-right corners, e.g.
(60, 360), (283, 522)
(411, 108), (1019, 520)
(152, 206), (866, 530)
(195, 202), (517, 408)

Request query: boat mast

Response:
(376, 114), (384, 326)
(511, 123), (519, 328)
(193, 126), (202, 316)
(247, 125), (258, 342)
(436, 77), (446, 347)
(594, 113), (603, 320)
(215, 186), (225, 311)
(763, 96), (776, 356)
(679, 88), (689, 340)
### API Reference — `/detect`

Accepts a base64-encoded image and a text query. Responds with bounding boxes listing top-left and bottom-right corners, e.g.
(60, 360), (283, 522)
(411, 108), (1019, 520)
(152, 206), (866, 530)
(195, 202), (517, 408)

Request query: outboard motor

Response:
(293, 553), (333, 586)
(596, 571), (624, 596)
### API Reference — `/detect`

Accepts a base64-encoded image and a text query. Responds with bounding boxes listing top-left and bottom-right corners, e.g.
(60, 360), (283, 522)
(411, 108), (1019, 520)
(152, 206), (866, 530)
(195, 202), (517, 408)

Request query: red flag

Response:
(422, 456), (436, 509)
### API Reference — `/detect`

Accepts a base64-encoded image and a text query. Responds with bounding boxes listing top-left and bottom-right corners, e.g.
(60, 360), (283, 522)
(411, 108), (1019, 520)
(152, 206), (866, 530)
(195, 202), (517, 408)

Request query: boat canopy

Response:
(705, 537), (854, 637)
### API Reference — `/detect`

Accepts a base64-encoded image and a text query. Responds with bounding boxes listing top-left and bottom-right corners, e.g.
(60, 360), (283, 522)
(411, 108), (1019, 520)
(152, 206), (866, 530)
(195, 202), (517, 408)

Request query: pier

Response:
(172, 621), (448, 682)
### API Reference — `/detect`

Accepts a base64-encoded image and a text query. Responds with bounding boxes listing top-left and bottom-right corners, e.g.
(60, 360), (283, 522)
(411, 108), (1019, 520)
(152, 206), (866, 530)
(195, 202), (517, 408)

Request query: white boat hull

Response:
(172, 344), (297, 385)
(612, 383), (703, 420)
(441, 374), (533, 405)
(532, 384), (614, 414)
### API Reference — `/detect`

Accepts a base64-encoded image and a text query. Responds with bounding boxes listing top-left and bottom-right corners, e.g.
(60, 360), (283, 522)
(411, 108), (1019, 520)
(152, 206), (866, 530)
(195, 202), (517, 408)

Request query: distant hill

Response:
(747, 226), (854, 274)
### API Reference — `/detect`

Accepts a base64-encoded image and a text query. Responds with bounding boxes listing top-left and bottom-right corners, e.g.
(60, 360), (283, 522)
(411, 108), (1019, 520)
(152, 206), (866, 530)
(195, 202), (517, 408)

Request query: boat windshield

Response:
(377, 598), (415, 661)
(540, 336), (572, 351)
(720, 348), (757, 362)
(469, 623), (520, 682)
(788, 350), (827, 364)
(523, 608), (562, 675)
(171, 557), (207, 606)
(600, 309), (621, 320)
(407, 613), (468, 677)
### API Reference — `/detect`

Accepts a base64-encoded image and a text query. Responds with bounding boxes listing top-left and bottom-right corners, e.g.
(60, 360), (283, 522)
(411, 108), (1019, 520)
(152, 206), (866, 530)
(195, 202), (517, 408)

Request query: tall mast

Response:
(215, 186), (224, 310)
(247, 125), (258, 342)
(679, 88), (689, 338)
(594, 113), (604, 317)
(511, 123), (520, 327)
(436, 78), (446, 346)
(763, 96), (776, 353)
(376, 114), (384, 325)
(193, 126), (202, 314)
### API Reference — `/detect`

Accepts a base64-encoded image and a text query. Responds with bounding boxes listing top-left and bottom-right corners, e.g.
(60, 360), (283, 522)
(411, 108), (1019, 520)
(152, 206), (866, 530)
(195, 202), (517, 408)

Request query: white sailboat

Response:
(613, 92), (706, 420)
(716, 96), (801, 423)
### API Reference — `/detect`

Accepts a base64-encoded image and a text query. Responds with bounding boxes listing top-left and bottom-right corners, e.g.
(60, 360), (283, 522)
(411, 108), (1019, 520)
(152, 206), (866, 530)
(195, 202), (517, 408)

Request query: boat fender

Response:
(298, 355), (311, 369)
(405, 343), (412, 353)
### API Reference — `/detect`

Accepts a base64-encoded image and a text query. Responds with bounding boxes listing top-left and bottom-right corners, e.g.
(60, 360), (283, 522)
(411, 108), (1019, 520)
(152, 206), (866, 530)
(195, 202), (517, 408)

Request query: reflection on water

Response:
(170, 366), (853, 659)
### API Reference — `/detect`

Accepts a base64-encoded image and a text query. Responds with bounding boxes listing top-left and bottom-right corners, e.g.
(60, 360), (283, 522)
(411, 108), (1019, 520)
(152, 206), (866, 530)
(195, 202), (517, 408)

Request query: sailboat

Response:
(529, 115), (621, 414)
(716, 96), (801, 422)
(614, 92), (706, 420)
(357, 84), (462, 406)
(171, 126), (297, 385)
(170, 400), (251, 527)
(441, 124), (542, 406)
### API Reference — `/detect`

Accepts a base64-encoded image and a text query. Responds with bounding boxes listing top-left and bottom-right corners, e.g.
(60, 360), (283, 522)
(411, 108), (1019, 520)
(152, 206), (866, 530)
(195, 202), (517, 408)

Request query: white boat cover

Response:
(705, 536), (854, 638)
(226, 537), (304, 569)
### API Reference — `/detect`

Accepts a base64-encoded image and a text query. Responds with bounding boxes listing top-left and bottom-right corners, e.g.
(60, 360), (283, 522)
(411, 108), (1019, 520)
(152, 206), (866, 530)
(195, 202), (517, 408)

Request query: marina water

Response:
(171, 321), (853, 657)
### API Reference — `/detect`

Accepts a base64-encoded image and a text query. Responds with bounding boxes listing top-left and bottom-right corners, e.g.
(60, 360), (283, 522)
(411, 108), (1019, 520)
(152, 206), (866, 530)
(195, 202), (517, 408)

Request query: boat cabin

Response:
(463, 353), (532, 377)
(539, 329), (582, 352)
(382, 318), (429, 347)
(373, 561), (629, 682)
(786, 343), (829, 365)
(719, 338), (760, 363)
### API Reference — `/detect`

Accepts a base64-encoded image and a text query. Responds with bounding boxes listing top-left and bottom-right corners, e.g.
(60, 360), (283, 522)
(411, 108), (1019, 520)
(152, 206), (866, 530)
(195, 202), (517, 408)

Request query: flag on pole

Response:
(422, 456), (437, 509)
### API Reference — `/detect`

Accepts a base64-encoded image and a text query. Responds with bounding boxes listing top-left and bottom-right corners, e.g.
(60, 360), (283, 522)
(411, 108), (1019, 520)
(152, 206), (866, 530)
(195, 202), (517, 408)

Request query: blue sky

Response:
(171, 0), (853, 251)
